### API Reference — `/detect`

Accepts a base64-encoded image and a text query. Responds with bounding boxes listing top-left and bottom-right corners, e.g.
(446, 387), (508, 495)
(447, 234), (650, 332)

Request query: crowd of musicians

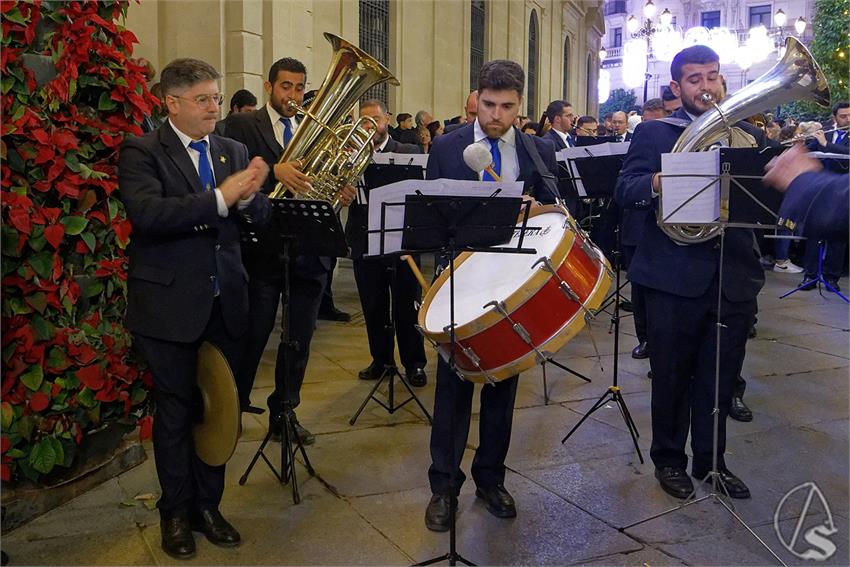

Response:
(119, 45), (849, 559)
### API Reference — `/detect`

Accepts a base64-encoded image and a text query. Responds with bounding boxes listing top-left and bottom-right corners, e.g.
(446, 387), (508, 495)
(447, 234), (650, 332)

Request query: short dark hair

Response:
(360, 98), (388, 113)
(229, 89), (257, 113)
(604, 112), (613, 120)
(833, 101), (850, 116)
(670, 45), (720, 83)
(545, 100), (573, 122)
(268, 57), (307, 84)
(396, 112), (412, 125)
(576, 115), (597, 128)
(159, 58), (220, 96)
(661, 86), (678, 102)
(643, 98), (664, 112)
(478, 60), (525, 96)
(521, 121), (539, 134)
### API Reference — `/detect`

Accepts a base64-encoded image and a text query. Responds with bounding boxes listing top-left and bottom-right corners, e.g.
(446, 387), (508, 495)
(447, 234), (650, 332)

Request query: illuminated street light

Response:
(659, 8), (673, 27)
(794, 16), (807, 35)
(627, 15), (639, 34)
(643, 0), (657, 19)
(599, 47), (608, 61)
(773, 9), (787, 28)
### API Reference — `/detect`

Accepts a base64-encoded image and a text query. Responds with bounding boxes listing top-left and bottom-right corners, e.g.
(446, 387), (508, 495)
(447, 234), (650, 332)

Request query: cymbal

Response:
(193, 342), (241, 466)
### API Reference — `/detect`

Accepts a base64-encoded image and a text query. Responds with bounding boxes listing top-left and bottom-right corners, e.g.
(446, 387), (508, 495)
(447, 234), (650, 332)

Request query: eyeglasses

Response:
(170, 93), (225, 107)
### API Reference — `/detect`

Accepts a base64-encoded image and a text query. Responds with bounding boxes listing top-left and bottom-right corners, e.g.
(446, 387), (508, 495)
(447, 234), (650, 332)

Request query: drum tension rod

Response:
(483, 300), (547, 366)
(435, 327), (497, 386)
(532, 257), (595, 319)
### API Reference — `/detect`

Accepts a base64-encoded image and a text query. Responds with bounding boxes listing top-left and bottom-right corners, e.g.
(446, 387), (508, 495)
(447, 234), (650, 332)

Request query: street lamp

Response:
(599, 47), (608, 61)
(659, 8), (673, 27)
(643, 0), (656, 19)
(794, 17), (807, 36)
(627, 0), (669, 103)
(773, 9), (787, 28)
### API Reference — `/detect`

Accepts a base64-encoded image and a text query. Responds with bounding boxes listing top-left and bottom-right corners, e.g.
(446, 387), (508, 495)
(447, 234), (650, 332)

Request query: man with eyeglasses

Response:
(225, 58), (355, 447)
(119, 58), (271, 559)
(575, 115), (599, 138)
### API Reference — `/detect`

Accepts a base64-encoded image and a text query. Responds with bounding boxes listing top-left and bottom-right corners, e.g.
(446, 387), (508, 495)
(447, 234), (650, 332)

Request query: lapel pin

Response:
(219, 155), (227, 164)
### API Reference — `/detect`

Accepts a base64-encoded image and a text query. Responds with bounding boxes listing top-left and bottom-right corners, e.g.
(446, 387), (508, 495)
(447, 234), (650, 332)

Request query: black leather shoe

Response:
(358, 361), (388, 381)
(826, 279), (841, 292)
(655, 467), (694, 499)
(191, 509), (241, 547)
(289, 415), (315, 445)
(729, 395), (753, 422)
(475, 484), (516, 518)
(406, 367), (427, 387)
(425, 493), (451, 532)
(692, 467), (750, 499)
(619, 299), (634, 312)
(317, 307), (351, 322)
(646, 370), (653, 380)
(799, 276), (817, 291)
(161, 511), (196, 559)
(748, 325), (757, 339)
(631, 341), (649, 359)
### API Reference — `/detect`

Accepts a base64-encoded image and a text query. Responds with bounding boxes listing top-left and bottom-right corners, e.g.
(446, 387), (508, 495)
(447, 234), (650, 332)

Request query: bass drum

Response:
(418, 204), (612, 383)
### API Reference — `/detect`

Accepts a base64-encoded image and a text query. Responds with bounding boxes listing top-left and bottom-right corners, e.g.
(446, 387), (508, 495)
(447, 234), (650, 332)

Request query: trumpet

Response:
(781, 124), (850, 146)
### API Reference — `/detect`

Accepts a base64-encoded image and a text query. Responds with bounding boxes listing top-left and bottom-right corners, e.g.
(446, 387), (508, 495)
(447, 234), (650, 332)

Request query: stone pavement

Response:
(4, 264), (848, 566)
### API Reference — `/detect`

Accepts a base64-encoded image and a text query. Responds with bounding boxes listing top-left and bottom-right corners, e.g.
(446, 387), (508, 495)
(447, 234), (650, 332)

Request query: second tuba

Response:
(268, 33), (399, 209)
(659, 36), (830, 245)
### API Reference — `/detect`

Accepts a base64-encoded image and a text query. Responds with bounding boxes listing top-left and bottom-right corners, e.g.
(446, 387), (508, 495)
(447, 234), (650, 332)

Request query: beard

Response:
(271, 96), (297, 118)
(680, 91), (719, 117)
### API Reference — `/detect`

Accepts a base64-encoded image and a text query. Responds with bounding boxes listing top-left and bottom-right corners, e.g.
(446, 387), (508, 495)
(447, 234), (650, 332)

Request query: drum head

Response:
(424, 209), (568, 332)
(193, 342), (240, 467)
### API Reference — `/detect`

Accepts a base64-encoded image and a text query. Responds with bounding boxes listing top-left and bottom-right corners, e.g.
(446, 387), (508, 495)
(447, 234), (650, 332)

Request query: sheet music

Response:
(366, 179), (524, 256)
(556, 142), (630, 197)
(371, 152), (429, 168)
(660, 151), (720, 224)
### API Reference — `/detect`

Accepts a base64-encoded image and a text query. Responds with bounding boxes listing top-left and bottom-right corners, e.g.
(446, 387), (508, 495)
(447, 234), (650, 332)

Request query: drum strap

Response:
(517, 130), (561, 204)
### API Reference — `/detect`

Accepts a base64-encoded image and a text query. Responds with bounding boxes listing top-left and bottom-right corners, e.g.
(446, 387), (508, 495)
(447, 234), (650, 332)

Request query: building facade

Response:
(126, 0), (606, 123)
(600, 0), (815, 103)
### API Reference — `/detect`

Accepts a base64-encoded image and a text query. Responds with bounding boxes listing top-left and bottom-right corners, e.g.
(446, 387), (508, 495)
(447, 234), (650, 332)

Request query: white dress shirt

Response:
(473, 119), (519, 182)
(552, 128), (571, 148)
(266, 102), (299, 149)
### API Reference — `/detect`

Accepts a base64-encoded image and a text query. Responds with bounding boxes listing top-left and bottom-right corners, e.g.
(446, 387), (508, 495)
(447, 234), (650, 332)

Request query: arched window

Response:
(359, 0), (390, 105)
(470, 0), (486, 90)
(527, 9), (538, 119)
(562, 36), (571, 100)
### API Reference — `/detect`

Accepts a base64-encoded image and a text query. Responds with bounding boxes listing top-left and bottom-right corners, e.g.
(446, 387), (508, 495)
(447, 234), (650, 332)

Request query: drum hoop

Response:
(419, 204), (578, 342)
(443, 263), (613, 383)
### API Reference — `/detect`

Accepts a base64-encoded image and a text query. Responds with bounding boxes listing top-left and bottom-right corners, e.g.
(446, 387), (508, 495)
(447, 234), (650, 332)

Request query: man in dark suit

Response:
(610, 111), (632, 142)
(345, 99), (428, 386)
(119, 58), (271, 559)
(808, 101), (850, 156)
(765, 143), (849, 239)
(214, 89), (257, 137)
(544, 99), (575, 149)
(616, 45), (766, 501)
(424, 59), (559, 532)
(225, 58), (354, 445)
(444, 91), (479, 135)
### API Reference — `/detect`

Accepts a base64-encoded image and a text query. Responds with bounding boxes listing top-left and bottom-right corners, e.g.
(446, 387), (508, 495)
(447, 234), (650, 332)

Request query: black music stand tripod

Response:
(392, 192), (533, 567)
(239, 200), (347, 504)
(560, 154), (644, 463)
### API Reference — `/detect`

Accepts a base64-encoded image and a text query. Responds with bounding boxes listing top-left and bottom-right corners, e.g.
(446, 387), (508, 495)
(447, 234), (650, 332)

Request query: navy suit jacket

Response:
(780, 170), (849, 239)
(615, 108), (765, 301)
(544, 128), (573, 150)
(426, 123), (559, 203)
(119, 122), (271, 342)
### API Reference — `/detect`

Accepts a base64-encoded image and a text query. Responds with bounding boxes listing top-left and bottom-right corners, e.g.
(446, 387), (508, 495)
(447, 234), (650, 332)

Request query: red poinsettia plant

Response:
(2, 0), (156, 483)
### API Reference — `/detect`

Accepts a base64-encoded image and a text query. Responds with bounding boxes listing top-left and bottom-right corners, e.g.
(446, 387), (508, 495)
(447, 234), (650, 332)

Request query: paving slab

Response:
(2, 529), (155, 566)
(773, 330), (850, 359)
(742, 340), (847, 378)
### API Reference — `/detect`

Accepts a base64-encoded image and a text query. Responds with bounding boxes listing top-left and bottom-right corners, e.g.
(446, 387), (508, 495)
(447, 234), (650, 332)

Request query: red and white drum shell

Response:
(418, 204), (612, 383)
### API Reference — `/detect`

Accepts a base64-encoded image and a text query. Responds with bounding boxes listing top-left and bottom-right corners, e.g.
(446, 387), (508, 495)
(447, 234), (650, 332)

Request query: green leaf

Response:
(130, 386), (147, 405)
(60, 438), (75, 467)
(9, 297), (31, 316)
(80, 231), (96, 253)
(47, 347), (70, 370)
(20, 365), (44, 391)
(97, 91), (117, 111)
(3, 7), (27, 25)
(107, 198), (120, 221)
(28, 251), (53, 280)
(28, 229), (47, 252)
(26, 293), (48, 315)
(1, 225), (21, 258)
(29, 437), (58, 474)
(119, 500), (138, 508)
(77, 387), (97, 408)
(1, 402), (13, 429)
(17, 415), (35, 441)
(57, 373), (80, 390)
(1, 342), (15, 364)
(11, 104), (25, 123)
(68, 78), (77, 99)
(61, 216), (88, 235)
(6, 448), (26, 459)
(17, 458), (40, 483)
(31, 314), (55, 341)
(1, 75), (15, 95)
(47, 436), (65, 466)
(64, 152), (81, 173)
(84, 279), (104, 298)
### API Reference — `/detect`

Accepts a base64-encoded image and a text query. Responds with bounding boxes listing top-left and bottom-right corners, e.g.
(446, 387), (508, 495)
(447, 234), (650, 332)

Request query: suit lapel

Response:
(515, 127), (534, 183)
(256, 107), (283, 158)
(159, 122), (202, 193)
(208, 135), (231, 189)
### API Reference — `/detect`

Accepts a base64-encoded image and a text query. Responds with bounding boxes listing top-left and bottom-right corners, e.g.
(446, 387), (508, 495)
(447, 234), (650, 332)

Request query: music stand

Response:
(560, 152), (644, 463)
(621, 150), (788, 565)
(349, 160), (433, 425)
(394, 193), (534, 567)
(239, 199), (347, 505)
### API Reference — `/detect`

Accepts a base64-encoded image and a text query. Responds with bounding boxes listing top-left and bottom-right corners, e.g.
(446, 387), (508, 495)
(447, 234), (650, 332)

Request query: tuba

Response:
(268, 33), (400, 209)
(659, 36), (830, 245)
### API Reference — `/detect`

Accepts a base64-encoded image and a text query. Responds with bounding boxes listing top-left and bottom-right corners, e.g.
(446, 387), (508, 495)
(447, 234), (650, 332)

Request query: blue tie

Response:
(187, 140), (214, 192)
(282, 117), (293, 148)
(482, 138), (501, 181)
(836, 130), (846, 145)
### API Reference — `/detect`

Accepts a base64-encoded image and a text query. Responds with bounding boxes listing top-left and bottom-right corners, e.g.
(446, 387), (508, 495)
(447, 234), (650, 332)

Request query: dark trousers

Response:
(353, 255), (426, 371)
(428, 358), (519, 496)
(804, 238), (847, 280)
(644, 282), (756, 474)
(319, 257), (338, 313)
(235, 262), (327, 415)
(622, 244), (648, 343)
(134, 300), (236, 515)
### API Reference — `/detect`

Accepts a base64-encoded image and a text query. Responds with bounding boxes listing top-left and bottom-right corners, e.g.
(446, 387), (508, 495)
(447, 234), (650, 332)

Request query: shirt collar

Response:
(375, 135), (390, 153)
(474, 119), (516, 147)
(169, 118), (210, 148)
(266, 102), (297, 127)
(552, 128), (569, 144)
(684, 110), (700, 122)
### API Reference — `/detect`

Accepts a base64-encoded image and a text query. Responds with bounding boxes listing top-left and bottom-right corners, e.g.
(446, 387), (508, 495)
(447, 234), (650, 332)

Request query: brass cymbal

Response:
(193, 342), (240, 466)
